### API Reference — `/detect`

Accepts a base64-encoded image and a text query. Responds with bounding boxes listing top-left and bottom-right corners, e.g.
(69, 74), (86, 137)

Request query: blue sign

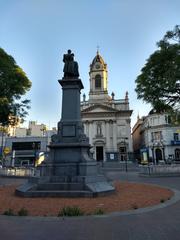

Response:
(140, 148), (148, 153)
(171, 140), (180, 145)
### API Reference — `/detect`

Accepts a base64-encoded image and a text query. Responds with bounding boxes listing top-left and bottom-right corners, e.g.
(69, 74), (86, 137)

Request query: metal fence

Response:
(139, 164), (180, 176)
(0, 167), (37, 177)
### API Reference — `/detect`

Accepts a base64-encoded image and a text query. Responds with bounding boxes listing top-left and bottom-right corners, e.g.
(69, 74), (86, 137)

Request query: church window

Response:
(95, 75), (101, 88)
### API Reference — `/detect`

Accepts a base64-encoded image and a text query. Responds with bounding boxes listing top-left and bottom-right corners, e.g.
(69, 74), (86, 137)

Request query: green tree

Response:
(135, 25), (180, 113)
(0, 48), (31, 126)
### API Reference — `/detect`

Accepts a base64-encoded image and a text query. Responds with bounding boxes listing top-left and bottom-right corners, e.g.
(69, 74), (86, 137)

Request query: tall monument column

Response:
(61, 79), (81, 121)
(16, 50), (114, 197)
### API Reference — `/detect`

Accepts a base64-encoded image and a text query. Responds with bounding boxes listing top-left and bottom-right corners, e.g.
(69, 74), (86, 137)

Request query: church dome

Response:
(90, 51), (107, 70)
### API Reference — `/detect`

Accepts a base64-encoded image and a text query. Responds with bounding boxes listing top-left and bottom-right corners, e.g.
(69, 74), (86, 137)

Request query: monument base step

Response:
(37, 183), (86, 191)
(16, 189), (94, 197)
(15, 177), (115, 198)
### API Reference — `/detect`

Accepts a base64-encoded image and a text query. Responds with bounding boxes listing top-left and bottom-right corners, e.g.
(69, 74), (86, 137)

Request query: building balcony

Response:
(148, 140), (164, 147)
(95, 134), (104, 138)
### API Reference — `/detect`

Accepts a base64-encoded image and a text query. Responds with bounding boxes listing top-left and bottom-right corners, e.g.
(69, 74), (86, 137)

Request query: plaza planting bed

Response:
(0, 181), (173, 216)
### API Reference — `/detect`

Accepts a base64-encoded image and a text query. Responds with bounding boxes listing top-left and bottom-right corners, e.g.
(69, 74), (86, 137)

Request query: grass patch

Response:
(3, 208), (16, 216)
(93, 208), (105, 215)
(18, 208), (28, 216)
(58, 206), (84, 217)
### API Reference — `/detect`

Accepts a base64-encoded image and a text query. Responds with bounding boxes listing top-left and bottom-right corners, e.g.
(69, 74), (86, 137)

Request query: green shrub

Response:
(3, 208), (15, 216)
(93, 208), (104, 215)
(58, 206), (84, 217)
(18, 208), (28, 216)
(160, 199), (165, 203)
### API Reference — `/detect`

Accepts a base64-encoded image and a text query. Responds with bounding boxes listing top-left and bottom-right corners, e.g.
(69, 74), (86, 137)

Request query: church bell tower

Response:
(89, 51), (109, 102)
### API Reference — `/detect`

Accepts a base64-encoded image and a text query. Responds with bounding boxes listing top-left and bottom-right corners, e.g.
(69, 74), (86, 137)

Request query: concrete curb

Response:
(98, 188), (180, 218)
(139, 173), (180, 177)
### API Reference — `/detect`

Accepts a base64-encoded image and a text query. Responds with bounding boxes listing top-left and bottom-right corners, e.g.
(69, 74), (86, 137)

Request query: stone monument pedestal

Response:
(16, 71), (114, 197)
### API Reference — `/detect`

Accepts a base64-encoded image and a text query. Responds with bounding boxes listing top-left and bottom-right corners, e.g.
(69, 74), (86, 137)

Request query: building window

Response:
(174, 133), (179, 141)
(12, 142), (41, 150)
(151, 131), (163, 141)
(95, 74), (101, 88)
(165, 115), (171, 124)
(175, 149), (180, 160)
(151, 132), (154, 141)
(168, 115), (171, 124)
(119, 147), (126, 153)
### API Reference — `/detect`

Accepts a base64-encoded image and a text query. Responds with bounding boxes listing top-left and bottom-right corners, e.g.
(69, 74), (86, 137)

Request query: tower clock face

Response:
(96, 64), (100, 69)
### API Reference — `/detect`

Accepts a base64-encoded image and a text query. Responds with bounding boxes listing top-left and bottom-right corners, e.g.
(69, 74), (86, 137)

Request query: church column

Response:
(109, 120), (113, 150)
(88, 120), (93, 145)
(113, 120), (117, 152)
(88, 121), (91, 145)
(102, 121), (106, 161)
(85, 121), (89, 137)
(83, 121), (86, 135)
(90, 77), (93, 93)
(105, 121), (110, 151)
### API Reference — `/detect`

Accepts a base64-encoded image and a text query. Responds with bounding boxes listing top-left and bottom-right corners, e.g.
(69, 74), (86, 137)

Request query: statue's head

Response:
(68, 49), (71, 54)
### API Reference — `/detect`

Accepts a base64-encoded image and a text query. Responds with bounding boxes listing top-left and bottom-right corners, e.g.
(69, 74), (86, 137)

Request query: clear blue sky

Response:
(0, 0), (179, 128)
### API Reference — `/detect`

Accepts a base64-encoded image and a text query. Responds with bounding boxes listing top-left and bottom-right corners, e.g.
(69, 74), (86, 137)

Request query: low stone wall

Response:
(139, 164), (180, 176)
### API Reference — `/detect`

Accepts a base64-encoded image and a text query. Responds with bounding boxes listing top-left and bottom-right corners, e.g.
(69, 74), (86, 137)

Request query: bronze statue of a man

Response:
(63, 50), (79, 78)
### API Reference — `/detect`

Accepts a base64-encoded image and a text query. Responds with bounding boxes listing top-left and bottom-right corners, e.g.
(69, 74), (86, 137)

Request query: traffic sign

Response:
(3, 147), (11, 155)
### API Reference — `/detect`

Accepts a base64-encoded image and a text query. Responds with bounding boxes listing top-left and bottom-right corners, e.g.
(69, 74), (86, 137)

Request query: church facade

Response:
(81, 52), (133, 162)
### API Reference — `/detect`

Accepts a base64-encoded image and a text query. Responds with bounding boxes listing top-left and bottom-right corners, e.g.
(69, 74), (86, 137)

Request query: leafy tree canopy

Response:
(135, 25), (180, 115)
(0, 48), (31, 126)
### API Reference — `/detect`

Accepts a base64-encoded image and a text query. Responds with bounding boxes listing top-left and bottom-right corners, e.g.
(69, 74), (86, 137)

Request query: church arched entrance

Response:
(96, 146), (104, 161)
(118, 141), (128, 162)
(155, 148), (163, 163)
(94, 139), (105, 162)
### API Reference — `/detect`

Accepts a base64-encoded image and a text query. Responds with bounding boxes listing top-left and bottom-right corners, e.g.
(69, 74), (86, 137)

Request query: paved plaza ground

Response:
(0, 172), (180, 240)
